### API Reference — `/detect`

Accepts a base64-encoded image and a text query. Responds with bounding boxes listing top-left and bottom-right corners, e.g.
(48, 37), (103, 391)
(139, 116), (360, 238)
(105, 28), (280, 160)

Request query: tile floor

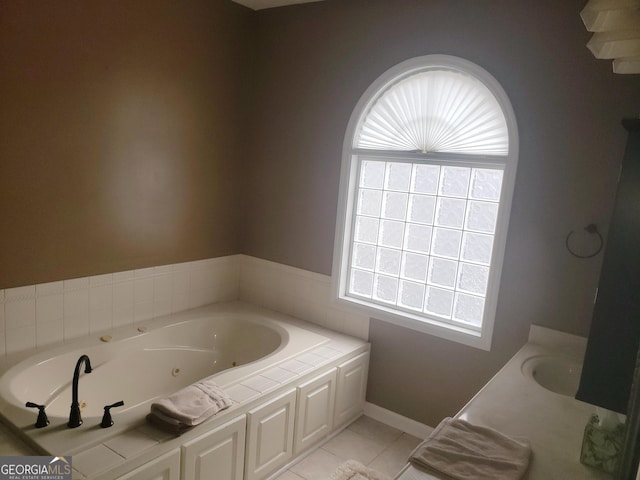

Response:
(273, 415), (429, 480)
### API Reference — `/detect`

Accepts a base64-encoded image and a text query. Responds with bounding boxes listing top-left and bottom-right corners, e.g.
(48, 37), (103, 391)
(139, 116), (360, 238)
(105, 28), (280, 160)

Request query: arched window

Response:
(332, 55), (518, 350)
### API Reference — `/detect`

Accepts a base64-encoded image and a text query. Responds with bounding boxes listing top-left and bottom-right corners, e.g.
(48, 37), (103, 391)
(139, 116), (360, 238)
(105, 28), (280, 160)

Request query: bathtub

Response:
(0, 302), (330, 423)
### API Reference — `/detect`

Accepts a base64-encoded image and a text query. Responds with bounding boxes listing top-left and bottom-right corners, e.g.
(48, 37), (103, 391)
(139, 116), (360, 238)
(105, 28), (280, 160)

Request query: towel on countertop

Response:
(409, 417), (531, 480)
(147, 379), (233, 434)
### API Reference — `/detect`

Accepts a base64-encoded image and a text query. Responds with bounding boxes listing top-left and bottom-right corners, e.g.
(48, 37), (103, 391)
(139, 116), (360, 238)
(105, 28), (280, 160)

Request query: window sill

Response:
(334, 294), (492, 351)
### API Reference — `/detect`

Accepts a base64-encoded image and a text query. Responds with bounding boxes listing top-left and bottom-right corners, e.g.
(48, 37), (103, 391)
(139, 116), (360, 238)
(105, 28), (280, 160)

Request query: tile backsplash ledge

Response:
(0, 255), (369, 357)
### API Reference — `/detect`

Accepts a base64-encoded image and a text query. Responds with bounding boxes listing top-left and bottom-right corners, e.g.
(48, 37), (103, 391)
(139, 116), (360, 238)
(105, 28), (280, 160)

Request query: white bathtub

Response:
(0, 302), (330, 422)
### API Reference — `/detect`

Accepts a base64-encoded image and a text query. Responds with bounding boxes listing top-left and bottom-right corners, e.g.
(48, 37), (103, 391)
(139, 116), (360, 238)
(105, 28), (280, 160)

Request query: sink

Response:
(521, 354), (583, 397)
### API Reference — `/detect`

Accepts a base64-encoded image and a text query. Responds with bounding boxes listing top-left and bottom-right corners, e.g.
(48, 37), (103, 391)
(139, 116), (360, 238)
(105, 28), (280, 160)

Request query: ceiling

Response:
(232, 0), (324, 10)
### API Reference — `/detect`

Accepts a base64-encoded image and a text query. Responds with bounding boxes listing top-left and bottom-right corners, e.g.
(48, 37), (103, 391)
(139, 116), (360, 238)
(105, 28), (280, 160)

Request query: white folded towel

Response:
(409, 417), (531, 480)
(150, 380), (233, 428)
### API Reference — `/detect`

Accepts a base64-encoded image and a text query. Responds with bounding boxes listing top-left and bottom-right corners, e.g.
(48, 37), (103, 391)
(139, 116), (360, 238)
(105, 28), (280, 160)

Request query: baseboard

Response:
(364, 402), (433, 439)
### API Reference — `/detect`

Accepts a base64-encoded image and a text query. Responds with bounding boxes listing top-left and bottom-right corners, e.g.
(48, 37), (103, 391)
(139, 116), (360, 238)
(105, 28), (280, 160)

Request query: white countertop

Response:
(398, 325), (614, 480)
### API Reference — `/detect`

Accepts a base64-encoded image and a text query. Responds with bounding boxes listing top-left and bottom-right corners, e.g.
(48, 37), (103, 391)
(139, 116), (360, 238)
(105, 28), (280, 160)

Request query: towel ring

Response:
(565, 224), (603, 259)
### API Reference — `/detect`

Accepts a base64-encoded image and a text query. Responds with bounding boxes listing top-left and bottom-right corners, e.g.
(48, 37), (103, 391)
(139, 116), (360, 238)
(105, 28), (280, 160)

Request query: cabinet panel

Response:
(182, 415), (246, 480)
(334, 352), (369, 427)
(116, 449), (180, 480)
(294, 368), (337, 454)
(245, 389), (296, 480)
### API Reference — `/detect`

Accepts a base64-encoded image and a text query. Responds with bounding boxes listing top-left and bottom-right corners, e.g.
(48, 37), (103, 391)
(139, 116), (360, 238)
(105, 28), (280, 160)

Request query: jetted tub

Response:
(0, 302), (330, 423)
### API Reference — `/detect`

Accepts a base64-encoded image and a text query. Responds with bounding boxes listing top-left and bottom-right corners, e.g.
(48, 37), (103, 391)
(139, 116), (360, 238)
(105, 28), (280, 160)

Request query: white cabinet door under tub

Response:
(334, 352), (369, 428)
(245, 389), (297, 480)
(181, 415), (247, 480)
(116, 449), (181, 480)
(294, 368), (337, 454)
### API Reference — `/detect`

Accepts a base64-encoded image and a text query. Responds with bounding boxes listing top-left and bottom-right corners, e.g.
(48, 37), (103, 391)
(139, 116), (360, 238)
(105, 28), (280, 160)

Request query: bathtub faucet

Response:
(68, 354), (92, 428)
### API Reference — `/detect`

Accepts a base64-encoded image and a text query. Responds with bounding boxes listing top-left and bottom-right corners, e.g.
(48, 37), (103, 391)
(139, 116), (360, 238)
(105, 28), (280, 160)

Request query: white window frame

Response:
(332, 55), (519, 350)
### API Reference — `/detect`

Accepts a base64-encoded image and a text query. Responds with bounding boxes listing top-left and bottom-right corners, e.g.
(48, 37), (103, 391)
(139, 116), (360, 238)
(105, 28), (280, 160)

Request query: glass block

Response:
(373, 275), (398, 304)
(403, 224), (433, 254)
(349, 269), (373, 297)
(427, 257), (458, 288)
(424, 286), (454, 318)
(461, 232), (494, 265)
(411, 164), (440, 194)
(398, 280), (425, 311)
(385, 162), (412, 192)
(381, 192), (408, 220)
(431, 227), (462, 259)
(453, 293), (485, 327)
(401, 252), (428, 282)
(352, 243), (376, 271)
(470, 168), (503, 201)
(408, 194), (436, 225)
(360, 160), (386, 189)
(355, 216), (380, 244)
(357, 189), (383, 217)
(438, 166), (470, 198)
(457, 263), (489, 295)
(435, 197), (466, 229)
(465, 201), (498, 233)
(378, 220), (405, 249)
(376, 247), (401, 276)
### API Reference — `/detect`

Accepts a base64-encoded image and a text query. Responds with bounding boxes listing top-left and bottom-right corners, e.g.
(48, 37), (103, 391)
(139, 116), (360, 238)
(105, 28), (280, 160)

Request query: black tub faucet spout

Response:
(68, 354), (92, 428)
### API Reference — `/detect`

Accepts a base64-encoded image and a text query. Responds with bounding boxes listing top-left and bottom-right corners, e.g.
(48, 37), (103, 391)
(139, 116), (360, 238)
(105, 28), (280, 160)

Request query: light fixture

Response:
(581, 0), (640, 74)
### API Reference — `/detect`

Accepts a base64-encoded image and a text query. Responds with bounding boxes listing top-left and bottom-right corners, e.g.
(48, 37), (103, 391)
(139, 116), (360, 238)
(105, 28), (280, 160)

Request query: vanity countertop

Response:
(398, 326), (616, 480)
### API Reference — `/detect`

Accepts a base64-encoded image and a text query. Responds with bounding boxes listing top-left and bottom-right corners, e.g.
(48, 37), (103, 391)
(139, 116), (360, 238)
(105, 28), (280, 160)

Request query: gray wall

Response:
(245, 0), (640, 426)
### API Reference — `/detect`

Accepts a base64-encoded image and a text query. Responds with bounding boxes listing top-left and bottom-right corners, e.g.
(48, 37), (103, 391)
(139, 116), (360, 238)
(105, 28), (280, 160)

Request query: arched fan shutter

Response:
(355, 70), (509, 156)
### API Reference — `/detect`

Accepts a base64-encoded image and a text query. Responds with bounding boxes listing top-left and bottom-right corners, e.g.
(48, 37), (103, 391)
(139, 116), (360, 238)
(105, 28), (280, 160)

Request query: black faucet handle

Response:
(25, 402), (49, 428)
(100, 401), (125, 428)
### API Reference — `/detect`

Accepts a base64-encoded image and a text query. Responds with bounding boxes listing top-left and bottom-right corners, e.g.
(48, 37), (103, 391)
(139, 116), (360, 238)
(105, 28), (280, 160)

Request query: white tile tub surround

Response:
(0, 254), (369, 358)
(0, 256), (240, 359)
(239, 255), (370, 340)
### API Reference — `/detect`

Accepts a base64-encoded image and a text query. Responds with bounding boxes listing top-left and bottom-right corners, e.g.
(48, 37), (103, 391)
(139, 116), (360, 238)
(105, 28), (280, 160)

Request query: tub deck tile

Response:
(104, 428), (159, 459)
(279, 359), (314, 375)
(327, 339), (361, 353)
(240, 375), (280, 393)
(312, 345), (343, 359)
(226, 383), (261, 403)
(135, 422), (176, 443)
(296, 352), (326, 367)
(71, 468), (86, 480)
(261, 367), (298, 384)
(73, 444), (124, 477)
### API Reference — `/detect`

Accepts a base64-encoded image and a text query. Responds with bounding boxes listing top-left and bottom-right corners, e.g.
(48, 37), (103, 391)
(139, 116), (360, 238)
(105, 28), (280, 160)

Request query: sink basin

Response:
(521, 354), (583, 397)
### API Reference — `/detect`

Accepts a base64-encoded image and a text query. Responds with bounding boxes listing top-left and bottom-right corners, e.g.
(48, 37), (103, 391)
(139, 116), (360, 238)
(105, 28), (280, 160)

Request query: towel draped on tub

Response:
(409, 417), (531, 480)
(147, 379), (233, 434)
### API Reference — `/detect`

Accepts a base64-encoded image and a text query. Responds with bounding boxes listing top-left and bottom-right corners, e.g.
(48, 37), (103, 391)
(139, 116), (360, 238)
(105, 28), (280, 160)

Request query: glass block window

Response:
(349, 160), (502, 328)
(333, 55), (519, 350)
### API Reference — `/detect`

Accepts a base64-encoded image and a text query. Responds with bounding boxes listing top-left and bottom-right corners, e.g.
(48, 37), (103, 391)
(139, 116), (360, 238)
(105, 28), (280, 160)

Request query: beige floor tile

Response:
(348, 415), (403, 446)
(289, 447), (345, 480)
(368, 433), (423, 477)
(322, 428), (388, 465)
(272, 471), (305, 480)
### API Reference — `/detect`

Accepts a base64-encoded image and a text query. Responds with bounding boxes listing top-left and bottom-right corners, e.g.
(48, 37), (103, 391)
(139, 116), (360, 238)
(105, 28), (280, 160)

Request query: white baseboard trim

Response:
(364, 402), (433, 439)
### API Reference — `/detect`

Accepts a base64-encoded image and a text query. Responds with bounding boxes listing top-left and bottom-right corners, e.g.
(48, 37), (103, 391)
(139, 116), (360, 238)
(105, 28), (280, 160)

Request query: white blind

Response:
(355, 70), (509, 155)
